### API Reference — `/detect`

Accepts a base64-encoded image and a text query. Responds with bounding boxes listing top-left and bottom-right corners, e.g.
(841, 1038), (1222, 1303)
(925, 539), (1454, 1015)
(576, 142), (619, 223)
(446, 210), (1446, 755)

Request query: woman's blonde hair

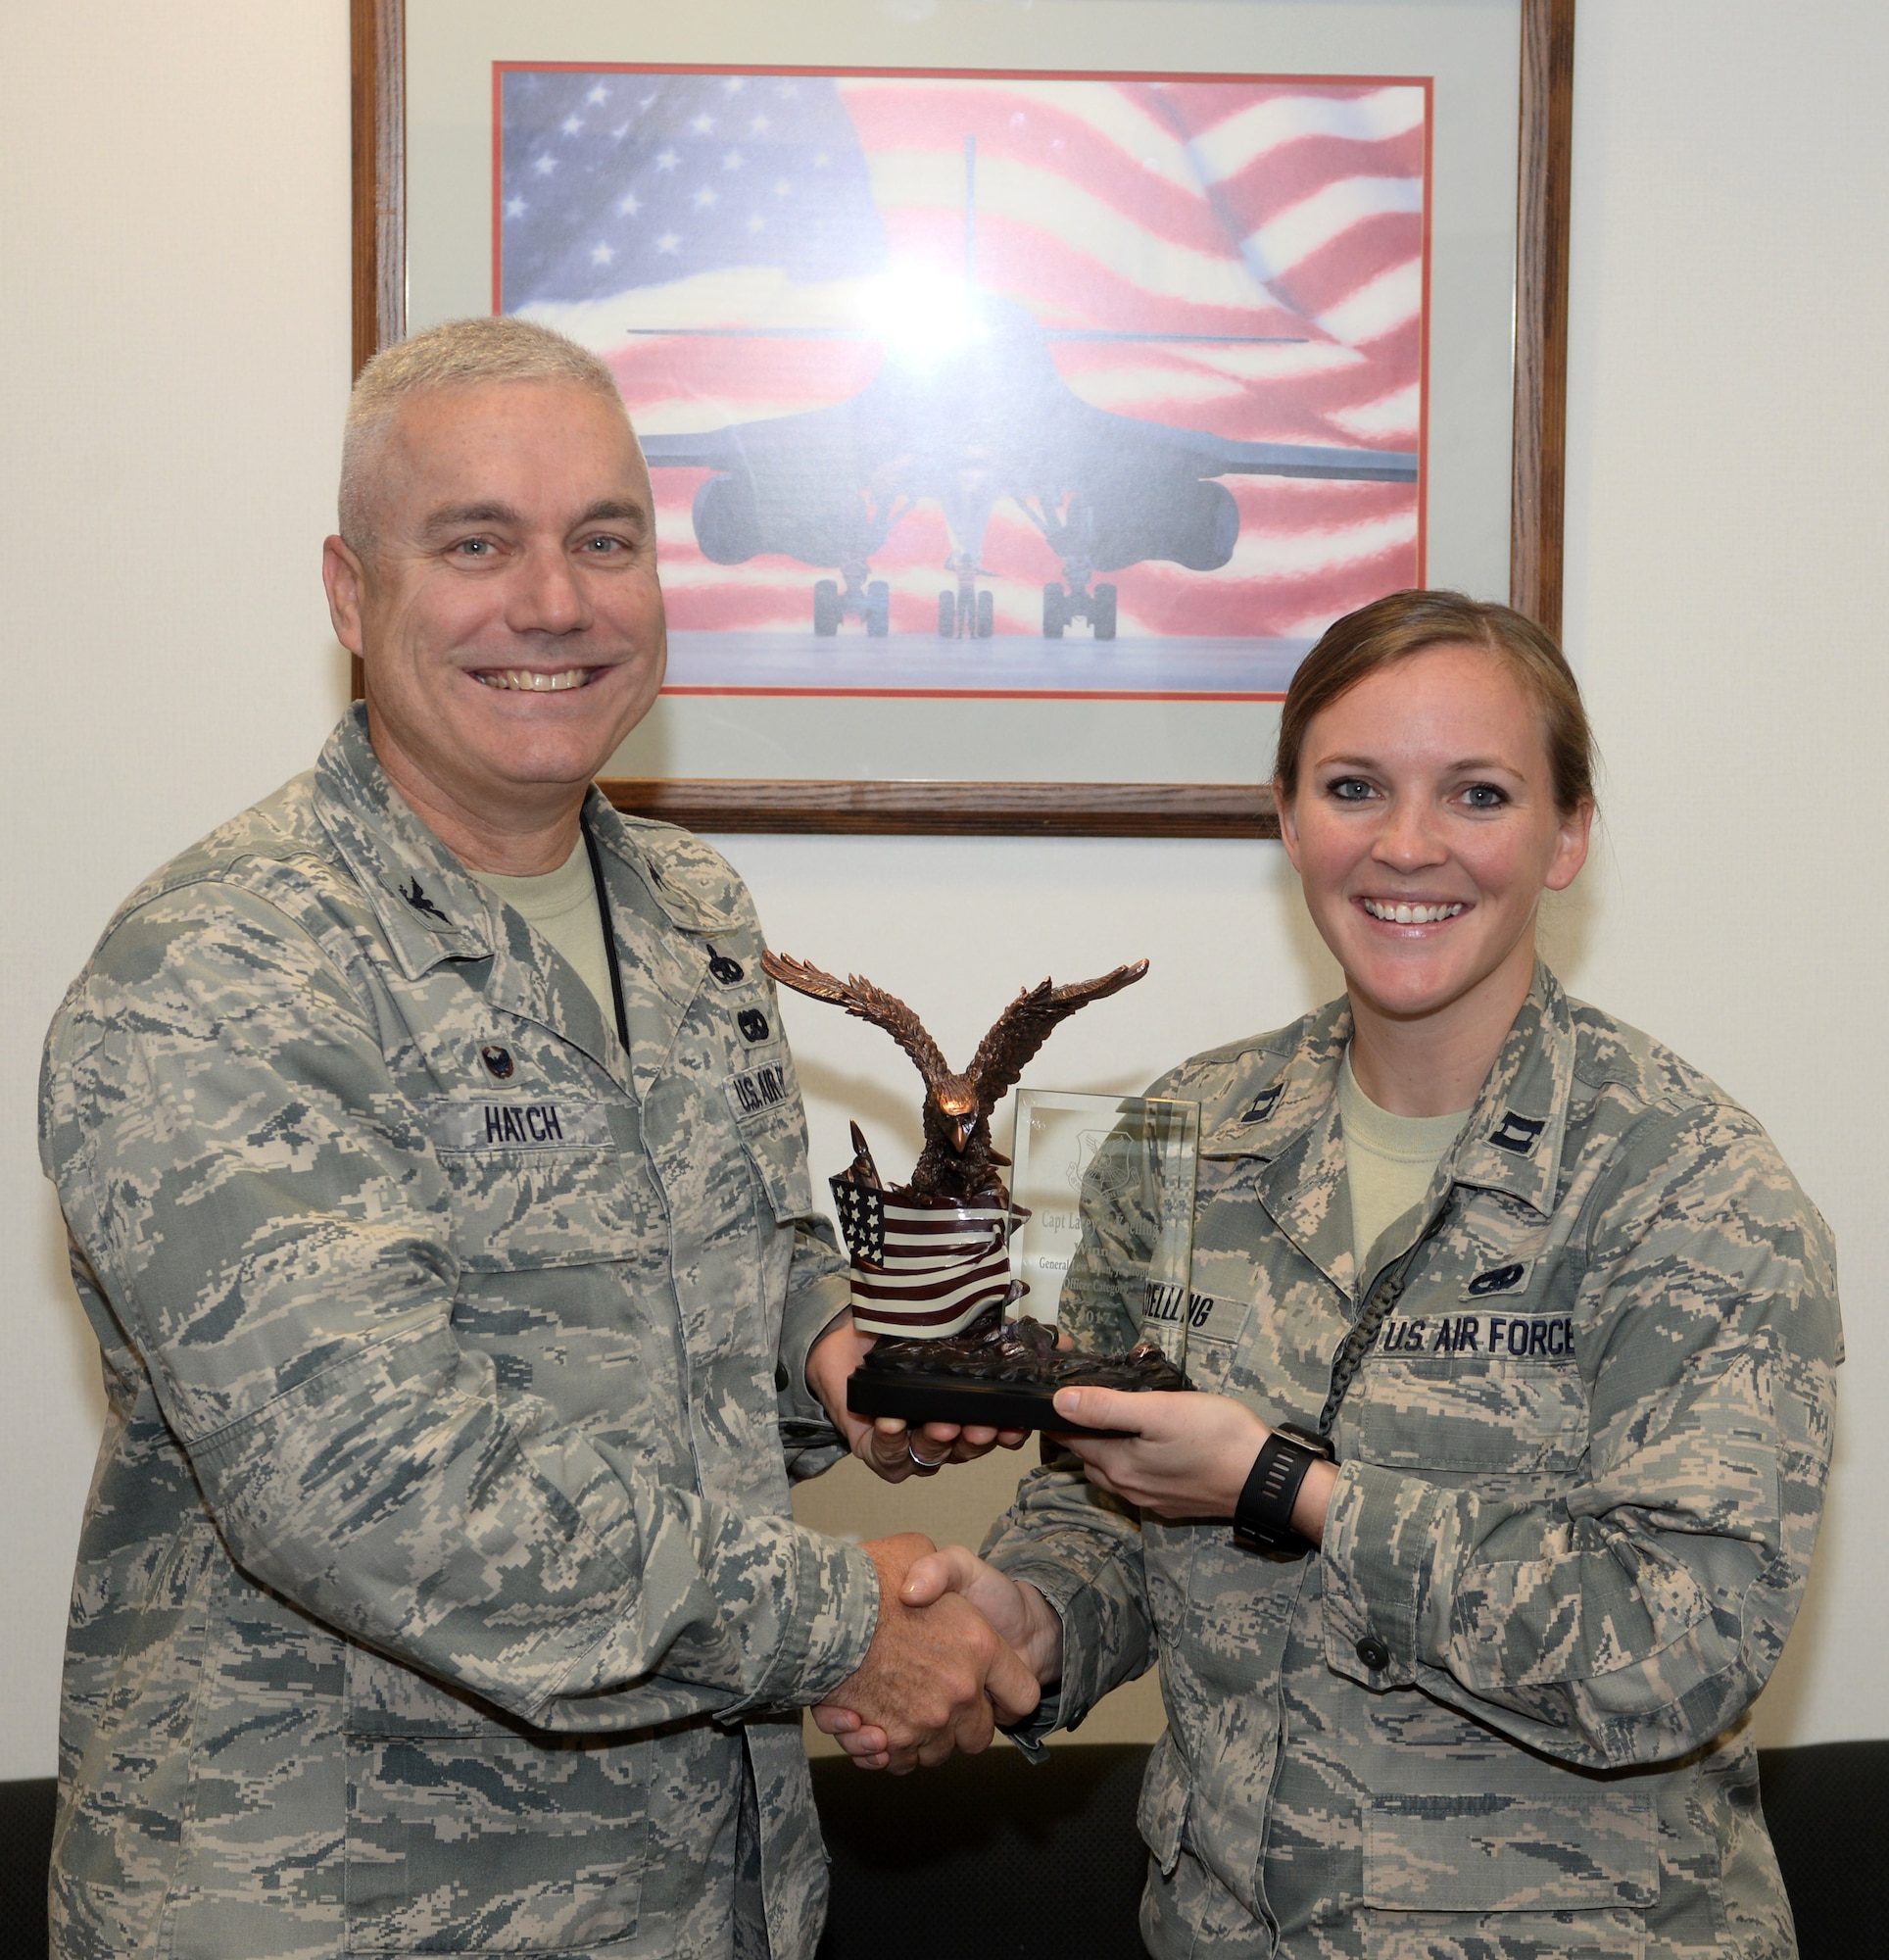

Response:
(1273, 589), (1597, 816)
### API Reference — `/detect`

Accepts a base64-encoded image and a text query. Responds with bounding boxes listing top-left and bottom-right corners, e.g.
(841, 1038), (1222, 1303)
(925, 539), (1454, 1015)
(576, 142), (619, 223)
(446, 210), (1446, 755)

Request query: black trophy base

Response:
(846, 1368), (1131, 1439)
(846, 1315), (1189, 1438)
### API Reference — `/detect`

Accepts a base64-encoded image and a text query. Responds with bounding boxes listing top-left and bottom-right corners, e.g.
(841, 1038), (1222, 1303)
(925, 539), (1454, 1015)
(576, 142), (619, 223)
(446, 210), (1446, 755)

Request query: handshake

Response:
(815, 1532), (1066, 1774)
(806, 1321), (1243, 1773)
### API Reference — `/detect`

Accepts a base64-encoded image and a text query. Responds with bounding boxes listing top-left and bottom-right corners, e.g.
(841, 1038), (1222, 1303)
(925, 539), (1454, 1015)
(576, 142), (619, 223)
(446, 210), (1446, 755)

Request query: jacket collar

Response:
(1444, 963), (1574, 1220)
(311, 708), (721, 1096)
(313, 707), (494, 979)
(1200, 964), (1574, 1287)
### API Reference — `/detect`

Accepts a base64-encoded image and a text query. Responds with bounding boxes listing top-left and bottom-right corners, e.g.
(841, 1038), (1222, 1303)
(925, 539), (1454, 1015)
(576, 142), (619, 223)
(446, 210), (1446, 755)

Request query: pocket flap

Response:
(438, 1140), (651, 1271)
(1363, 1791), (1657, 1911)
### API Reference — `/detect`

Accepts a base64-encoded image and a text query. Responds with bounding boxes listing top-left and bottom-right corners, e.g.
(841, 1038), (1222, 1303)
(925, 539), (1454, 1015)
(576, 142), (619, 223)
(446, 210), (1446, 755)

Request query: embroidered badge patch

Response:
(1239, 1084), (1284, 1125)
(1467, 1261), (1526, 1297)
(1488, 1110), (1547, 1154)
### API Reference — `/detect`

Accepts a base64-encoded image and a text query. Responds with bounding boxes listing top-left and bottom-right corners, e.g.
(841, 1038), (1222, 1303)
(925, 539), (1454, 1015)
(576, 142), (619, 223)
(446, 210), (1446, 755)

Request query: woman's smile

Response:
(1357, 897), (1468, 926)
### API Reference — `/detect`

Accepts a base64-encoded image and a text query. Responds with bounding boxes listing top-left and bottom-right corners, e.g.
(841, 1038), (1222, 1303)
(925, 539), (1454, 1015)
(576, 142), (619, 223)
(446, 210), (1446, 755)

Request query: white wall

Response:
(3, 0), (1884, 1777)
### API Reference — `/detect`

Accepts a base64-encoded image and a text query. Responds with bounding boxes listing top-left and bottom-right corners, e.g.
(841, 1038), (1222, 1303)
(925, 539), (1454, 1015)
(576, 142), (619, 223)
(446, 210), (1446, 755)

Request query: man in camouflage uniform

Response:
(38, 317), (1033, 1960)
(976, 966), (1840, 1957)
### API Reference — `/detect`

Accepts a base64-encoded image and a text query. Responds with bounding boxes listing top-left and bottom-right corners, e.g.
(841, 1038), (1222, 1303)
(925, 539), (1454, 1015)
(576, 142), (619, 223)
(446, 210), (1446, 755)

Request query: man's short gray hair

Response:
(338, 316), (630, 553)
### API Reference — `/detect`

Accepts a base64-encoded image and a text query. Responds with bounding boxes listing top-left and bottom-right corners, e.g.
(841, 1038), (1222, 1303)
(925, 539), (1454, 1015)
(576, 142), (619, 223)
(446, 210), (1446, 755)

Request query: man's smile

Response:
(471, 666), (600, 692)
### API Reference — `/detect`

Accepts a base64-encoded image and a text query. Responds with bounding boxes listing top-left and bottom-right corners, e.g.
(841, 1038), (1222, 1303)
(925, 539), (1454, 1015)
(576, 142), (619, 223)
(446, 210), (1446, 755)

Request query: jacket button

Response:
(774, 1363), (791, 1393)
(1356, 1635), (1391, 1672)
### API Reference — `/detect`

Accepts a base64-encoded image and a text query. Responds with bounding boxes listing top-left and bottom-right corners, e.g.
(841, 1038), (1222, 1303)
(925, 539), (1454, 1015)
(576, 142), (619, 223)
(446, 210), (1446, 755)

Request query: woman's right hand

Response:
(811, 1546), (1063, 1768)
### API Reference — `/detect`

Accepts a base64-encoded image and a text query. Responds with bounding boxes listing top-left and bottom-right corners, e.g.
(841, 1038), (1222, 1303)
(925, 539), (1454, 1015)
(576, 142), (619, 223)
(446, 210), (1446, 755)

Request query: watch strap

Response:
(1233, 1423), (1336, 1554)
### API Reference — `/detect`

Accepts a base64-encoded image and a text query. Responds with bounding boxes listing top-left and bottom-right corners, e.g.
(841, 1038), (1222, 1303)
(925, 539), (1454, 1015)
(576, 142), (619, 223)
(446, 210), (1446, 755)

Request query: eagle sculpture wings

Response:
(760, 951), (1148, 1204)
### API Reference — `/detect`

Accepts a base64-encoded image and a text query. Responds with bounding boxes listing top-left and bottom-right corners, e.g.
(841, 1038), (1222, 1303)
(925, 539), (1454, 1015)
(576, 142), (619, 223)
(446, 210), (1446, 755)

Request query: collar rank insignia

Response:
(399, 876), (450, 924)
(1239, 1083), (1284, 1125)
(830, 1176), (886, 1263)
(1488, 1109), (1547, 1154)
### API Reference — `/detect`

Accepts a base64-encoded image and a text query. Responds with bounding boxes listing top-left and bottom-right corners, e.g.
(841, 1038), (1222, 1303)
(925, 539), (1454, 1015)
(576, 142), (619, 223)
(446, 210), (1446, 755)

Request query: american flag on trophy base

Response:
(830, 1160), (1019, 1341)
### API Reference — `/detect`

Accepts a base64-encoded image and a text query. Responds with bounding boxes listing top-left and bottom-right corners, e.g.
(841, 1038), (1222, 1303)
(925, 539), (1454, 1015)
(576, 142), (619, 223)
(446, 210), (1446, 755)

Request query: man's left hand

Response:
(805, 1315), (1029, 1484)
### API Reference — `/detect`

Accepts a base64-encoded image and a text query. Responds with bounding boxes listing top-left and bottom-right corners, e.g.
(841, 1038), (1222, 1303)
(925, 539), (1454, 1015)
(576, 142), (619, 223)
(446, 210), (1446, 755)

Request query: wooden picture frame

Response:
(352, 0), (1573, 838)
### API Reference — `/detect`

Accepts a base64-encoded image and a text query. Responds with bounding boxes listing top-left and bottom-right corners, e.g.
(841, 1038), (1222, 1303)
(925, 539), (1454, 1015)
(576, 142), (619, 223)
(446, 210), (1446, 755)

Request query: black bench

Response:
(4, 1742), (1883, 1958)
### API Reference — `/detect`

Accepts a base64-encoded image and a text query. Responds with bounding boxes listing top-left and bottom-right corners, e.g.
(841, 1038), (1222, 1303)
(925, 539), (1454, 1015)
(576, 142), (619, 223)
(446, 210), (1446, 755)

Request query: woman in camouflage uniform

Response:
(822, 590), (1840, 1959)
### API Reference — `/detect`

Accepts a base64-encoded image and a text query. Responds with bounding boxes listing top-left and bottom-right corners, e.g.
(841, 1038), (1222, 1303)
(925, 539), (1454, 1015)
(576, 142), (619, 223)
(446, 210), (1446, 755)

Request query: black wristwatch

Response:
(1232, 1423), (1336, 1555)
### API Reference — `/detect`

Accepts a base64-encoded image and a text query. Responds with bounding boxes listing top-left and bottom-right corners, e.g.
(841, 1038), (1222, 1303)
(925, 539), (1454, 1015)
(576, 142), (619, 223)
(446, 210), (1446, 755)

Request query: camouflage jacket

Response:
(986, 967), (1840, 1960)
(38, 708), (878, 1960)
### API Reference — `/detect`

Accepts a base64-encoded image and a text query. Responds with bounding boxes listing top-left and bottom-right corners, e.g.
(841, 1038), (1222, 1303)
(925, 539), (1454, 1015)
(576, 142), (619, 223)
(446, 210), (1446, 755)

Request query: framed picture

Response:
(353, 0), (1573, 836)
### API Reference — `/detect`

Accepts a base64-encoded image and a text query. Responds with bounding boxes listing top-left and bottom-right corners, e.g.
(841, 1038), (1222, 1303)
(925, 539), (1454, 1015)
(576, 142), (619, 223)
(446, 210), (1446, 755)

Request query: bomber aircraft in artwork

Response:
(637, 261), (1418, 640)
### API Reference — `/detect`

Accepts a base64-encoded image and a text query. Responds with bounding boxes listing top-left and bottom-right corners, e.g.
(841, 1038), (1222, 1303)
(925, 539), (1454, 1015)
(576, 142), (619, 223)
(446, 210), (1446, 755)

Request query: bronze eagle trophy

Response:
(760, 950), (1189, 1434)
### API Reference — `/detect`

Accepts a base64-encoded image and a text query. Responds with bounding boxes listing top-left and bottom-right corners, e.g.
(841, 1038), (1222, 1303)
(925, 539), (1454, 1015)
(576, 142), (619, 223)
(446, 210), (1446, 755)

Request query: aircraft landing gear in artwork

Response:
(938, 553), (994, 640)
(1042, 577), (1117, 640)
(814, 564), (891, 637)
(942, 588), (995, 638)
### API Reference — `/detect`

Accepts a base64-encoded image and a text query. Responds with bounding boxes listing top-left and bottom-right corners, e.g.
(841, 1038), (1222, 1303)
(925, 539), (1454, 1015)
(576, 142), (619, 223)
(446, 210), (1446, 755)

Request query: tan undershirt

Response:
(1337, 1047), (1473, 1276)
(472, 838), (613, 1021)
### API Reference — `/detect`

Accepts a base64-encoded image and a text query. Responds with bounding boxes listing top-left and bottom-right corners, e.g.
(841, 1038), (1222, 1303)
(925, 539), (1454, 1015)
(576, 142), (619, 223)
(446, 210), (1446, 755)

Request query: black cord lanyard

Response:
(581, 819), (632, 1054)
(1318, 1211), (1449, 1436)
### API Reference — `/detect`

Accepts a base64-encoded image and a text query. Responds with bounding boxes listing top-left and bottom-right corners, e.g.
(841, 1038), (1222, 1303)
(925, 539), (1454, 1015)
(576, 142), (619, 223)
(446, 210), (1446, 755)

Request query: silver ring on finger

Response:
(906, 1438), (946, 1472)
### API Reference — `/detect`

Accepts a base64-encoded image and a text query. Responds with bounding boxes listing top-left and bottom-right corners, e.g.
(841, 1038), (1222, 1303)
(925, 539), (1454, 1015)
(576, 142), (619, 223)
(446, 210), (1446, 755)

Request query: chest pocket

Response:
(1348, 1330), (1588, 1474)
(1344, 1196), (1586, 1474)
(426, 1096), (651, 1270)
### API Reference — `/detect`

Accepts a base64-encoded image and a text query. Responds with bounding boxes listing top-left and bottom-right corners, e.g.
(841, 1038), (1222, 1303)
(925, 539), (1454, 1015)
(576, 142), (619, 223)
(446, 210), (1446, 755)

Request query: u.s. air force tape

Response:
(420, 1099), (613, 1152)
(724, 1060), (790, 1121)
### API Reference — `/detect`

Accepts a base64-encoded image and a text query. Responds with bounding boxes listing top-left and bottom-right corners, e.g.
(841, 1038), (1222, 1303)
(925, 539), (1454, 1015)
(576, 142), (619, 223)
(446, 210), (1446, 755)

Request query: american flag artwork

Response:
(495, 66), (1428, 700)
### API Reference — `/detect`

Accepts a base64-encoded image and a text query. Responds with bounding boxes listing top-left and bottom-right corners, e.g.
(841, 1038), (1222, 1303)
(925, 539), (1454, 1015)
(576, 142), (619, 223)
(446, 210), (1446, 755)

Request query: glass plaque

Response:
(1009, 1090), (1200, 1371)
